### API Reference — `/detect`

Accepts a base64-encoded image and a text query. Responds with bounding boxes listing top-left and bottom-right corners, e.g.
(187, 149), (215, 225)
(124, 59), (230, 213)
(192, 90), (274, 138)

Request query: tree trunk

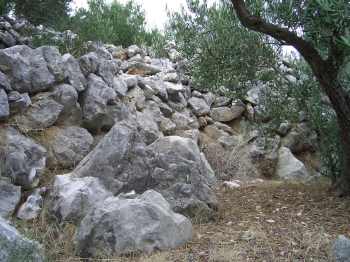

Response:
(230, 0), (350, 195)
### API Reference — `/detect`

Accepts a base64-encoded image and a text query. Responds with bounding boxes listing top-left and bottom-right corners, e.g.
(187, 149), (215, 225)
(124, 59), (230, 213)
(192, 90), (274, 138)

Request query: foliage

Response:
(0, 0), (13, 15)
(12, 0), (72, 28)
(167, 0), (278, 95)
(70, 0), (158, 48)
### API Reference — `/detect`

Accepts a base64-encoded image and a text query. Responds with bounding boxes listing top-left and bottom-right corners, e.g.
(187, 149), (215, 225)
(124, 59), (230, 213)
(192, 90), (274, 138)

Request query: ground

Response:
(16, 180), (350, 262)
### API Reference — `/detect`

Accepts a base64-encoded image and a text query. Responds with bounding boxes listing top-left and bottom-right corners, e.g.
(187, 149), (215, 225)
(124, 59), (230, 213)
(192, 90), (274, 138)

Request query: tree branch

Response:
(230, 0), (325, 72)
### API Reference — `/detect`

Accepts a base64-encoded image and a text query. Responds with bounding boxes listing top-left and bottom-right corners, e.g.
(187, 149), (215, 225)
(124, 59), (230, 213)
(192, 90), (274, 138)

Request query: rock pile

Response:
(0, 17), (321, 260)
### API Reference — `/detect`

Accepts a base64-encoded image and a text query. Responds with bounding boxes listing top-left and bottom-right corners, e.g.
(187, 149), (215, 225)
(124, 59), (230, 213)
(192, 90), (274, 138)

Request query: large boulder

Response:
(0, 217), (44, 262)
(276, 147), (309, 180)
(41, 126), (94, 169)
(0, 127), (47, 189)
(333, 235), (350, 262)
(74, 190), (192, 257)
(50, 175), (112, 223)
(0, 45), (55, 94)
(73, 121), (217, 219)
(0, 178), (21, 218)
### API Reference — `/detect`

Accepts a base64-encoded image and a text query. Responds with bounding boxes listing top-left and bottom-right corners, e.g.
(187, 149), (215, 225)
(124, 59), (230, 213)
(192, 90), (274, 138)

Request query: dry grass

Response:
(14, 181), (350, 262)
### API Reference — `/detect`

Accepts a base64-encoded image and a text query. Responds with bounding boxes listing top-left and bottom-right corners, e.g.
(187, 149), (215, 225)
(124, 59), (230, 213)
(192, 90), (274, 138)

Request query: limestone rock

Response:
(0, 127), (46, 189)
(75, 190), (192, 257)
(0, 45), (55, 94)
(0, 88), (9, 120)
(333, 235), (350, 262)
(188, 96), (210, 117)
(51, 175), (112, 223)
(276, 147), (309, 180)
(42, 126), (94, 169)
(0, 217), (44, 262)
(0, 179), (21, 218)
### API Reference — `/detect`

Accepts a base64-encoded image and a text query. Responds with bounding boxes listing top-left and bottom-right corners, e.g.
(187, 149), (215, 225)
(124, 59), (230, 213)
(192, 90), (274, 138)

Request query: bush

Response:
(70, 0), (156, 48)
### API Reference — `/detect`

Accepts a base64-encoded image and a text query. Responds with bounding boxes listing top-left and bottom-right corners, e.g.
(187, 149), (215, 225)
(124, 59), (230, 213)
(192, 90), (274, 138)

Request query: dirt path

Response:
(133, 181), (350, 262)
(18, 180), (350, 261)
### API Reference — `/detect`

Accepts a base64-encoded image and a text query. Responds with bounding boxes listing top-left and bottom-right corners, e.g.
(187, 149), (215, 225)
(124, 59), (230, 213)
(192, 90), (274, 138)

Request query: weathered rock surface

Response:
(0, 217), (44, 262)
(188, 96), (210, 117)
(51, 175), (112, 223)
(333, 235), (350, 262)
(0, 127), (46, 189)
(75, 190), (192, 257)
(276, 147), (309, 180)
(15, 93), (64, 129)
(0, 45), (55, 94)
(0, 88), (9, 120)
(42, 126), (93, 168)
(73, 121), (217, 219)
(0, 179), (21, 218)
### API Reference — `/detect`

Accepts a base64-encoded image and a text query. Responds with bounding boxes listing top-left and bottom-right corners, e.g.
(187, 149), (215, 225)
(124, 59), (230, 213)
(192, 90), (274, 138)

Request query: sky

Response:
(73, 0), (190, 30)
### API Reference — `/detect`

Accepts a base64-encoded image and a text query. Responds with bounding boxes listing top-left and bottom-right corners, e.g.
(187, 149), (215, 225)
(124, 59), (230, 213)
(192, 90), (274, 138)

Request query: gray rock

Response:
(0, 217), (44, 262)
(126, 62), (161, 76)
(15, 93), (64, 129)
(203, 92), (216, 107)
(218, 135), (240, 149)
(75, 190), (192, 257)
(43, 126), (94, 168)
(231, 100), (246, 119)
(333, 235), (350, 262)
(127, 44), (143, 58)
(73, 122), (217, 219)
(213, 96), (232, 107)
(277, 121), (292, 137)
(97, 59), (119, 87)
(172, 111), (199, 131)
(0, 127), (47, 189)
(210, 107), (236, 122)
(282, 123), (317, 153)
(8, 91), (31, 113)
(188, 97), (210, 117)
(0, 179), (21, 218)
(0, 31), (16, 47)
(0, 45), (55, 94)
(245, 84), (267, 106)
(62, 54), (86, 92)
(38, 46), (65, 82)
(160, 117), (176, 135)
(112, 77), (128, 96)
(0, 88), (9, 120)
(136, 111), (162, 145)
(51, 84), (82, 125)
(276, 147), (309, 180)
(17, 189), (43, 220)
(51, 175), (112, 223)
(81, 74), (117, 132)
(174, 129), (200, 144)
(79, 52), (99, 76)
(204, 125), (230, 140)
(0, 71), (11, 91)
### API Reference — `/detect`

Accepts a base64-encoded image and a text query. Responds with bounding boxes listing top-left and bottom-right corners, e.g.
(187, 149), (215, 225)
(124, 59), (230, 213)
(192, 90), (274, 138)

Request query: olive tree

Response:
(230, 0), (350, 195)
(167, 0), (277, 95)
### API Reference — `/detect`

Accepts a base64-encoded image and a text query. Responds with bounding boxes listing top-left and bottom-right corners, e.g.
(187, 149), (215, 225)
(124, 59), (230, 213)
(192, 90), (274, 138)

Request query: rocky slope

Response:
(0, 16), (323, 260)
